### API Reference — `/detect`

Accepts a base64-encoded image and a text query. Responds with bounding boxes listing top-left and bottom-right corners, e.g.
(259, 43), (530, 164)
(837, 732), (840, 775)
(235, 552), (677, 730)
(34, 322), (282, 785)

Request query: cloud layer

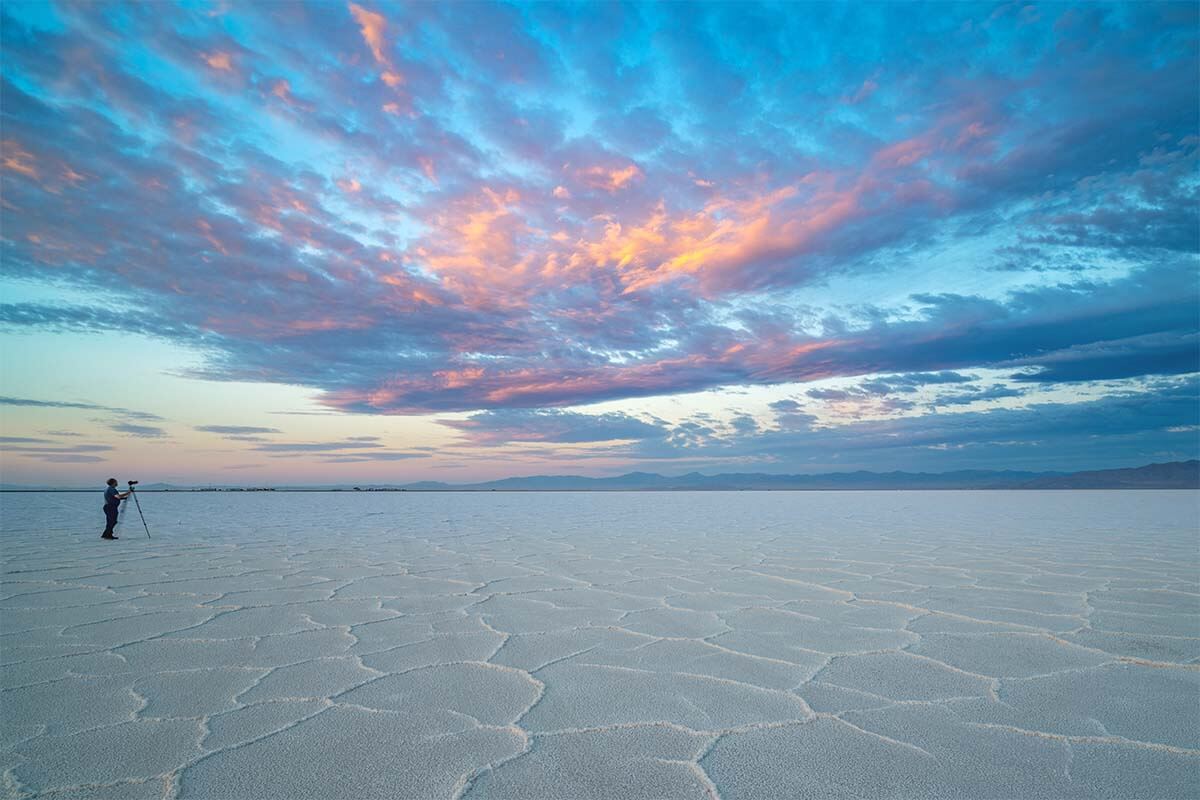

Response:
(0, 2), (1196, 476)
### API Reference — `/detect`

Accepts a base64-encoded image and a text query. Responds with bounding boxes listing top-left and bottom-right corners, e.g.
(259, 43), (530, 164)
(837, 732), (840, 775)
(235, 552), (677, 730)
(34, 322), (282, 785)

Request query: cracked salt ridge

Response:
(2, 491), (1198, 799)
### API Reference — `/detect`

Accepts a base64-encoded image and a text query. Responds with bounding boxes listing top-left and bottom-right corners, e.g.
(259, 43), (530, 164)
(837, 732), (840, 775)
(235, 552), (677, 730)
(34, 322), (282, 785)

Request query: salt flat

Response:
(1, 490), (1197, 799)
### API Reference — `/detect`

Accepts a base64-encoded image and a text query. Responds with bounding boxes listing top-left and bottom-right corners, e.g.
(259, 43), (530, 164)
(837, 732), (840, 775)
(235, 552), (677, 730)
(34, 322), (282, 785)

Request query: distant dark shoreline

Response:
(3, 487), (1198, 493)
(3, 460), (1196, 492)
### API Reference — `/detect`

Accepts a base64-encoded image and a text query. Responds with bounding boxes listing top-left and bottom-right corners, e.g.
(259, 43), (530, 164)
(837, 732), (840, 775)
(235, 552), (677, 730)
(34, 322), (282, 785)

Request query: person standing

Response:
(102, 478), (129, 540)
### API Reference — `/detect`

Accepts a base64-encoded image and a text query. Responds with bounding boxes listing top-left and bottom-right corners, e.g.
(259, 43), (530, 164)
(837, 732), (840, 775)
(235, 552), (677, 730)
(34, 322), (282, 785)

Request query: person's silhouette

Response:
(101, 478), (130, 540)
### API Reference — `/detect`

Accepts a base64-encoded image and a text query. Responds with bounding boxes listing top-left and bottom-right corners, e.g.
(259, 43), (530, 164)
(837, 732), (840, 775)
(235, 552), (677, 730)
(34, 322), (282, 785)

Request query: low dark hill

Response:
(1016, 460), (1199, 489)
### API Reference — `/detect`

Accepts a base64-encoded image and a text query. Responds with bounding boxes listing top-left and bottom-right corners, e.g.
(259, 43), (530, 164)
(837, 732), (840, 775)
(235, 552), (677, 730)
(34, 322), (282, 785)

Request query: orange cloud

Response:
(548, 178), (867, 296)
(578, 163), (643, 192)
(349, 1), (404, 88)
(204, 51), (233, 71)
(413, 187), (538, 308)
(61, 166), (86, 185)
(1, 140), (38, 180)
(404, 122), (963, 311)
(608, 165), (642, 190)
(348, 4), (389, 65)
(406, 175), (864, 309)
(264, 79), (314, 112)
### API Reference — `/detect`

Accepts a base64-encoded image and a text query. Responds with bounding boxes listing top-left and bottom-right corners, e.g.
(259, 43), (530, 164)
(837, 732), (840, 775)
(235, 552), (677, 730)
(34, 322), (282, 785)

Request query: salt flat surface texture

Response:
(1, 490), (1197, 799)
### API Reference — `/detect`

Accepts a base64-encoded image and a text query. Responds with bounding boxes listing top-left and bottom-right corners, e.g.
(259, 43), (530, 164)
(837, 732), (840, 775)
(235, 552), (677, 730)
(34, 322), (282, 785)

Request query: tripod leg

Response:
(130, 489), (151, 539)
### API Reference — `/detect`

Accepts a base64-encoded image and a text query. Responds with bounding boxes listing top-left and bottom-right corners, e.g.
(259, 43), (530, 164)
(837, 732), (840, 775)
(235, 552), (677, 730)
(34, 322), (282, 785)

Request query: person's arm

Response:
(118, 491), (131, 500)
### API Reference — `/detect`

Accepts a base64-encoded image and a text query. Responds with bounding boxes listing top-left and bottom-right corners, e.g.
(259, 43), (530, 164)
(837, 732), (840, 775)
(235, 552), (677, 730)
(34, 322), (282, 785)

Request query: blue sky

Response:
(1, 1), (1197, 485)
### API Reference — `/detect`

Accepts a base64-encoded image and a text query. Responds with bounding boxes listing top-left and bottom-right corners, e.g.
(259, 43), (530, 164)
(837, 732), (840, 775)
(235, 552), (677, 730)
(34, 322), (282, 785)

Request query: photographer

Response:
(101, 478), (130, 540)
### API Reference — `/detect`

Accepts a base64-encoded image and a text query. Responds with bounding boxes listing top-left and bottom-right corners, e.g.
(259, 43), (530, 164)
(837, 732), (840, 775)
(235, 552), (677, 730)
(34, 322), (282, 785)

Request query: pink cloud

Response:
(577, 163), (643, 192)
(348, 3), (389, 65)
(348, 3), (406, 90)
(844, 77), (879, 105)
(402, 126), (964, 307)
(203, 51), (234, 71)
(418, 156), (437, 184)
(874, 135), (935, 168)
(1, 139), (38, 180)
(266, 78), (313, 112)
(557, 179), (863, 295)
(322, 335), (841, 414)
(412, 186), (540, 307)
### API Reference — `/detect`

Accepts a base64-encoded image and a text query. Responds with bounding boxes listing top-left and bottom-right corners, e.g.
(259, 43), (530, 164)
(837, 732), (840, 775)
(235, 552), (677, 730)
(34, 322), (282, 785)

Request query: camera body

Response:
(128, 480), (139, 486)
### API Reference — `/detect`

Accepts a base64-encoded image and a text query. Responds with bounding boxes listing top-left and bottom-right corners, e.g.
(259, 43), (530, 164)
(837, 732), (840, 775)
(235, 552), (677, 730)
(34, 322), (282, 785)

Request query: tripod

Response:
(127, 484), (151, 539)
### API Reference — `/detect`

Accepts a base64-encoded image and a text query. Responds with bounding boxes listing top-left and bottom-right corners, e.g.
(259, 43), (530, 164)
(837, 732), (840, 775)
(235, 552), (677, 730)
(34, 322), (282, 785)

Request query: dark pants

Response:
(102, 505), (119, 537)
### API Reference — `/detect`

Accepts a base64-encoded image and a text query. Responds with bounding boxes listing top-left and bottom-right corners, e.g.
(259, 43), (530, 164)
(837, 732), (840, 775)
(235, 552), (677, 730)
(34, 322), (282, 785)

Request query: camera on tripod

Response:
(127, 480), (139, 486)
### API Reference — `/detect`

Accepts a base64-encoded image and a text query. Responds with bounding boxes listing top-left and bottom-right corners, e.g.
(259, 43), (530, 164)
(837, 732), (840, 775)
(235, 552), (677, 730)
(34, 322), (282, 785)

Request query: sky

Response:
(0, 1), (1197, 486)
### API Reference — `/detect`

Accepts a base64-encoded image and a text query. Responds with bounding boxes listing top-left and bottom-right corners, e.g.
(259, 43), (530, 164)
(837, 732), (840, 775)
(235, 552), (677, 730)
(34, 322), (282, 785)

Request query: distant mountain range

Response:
(5, 460), (1196, 491)
(394, 460), (1199, 491)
